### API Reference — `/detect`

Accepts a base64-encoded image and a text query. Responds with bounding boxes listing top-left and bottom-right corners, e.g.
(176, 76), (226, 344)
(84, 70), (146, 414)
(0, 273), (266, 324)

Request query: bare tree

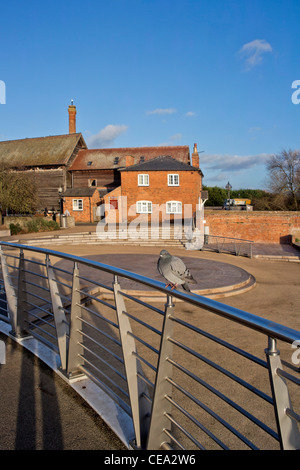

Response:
(266, 149), (300, 210)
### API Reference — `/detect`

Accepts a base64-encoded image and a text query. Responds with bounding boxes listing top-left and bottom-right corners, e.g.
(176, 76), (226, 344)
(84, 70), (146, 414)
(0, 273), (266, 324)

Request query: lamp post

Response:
(58, 186), (64, 226)
(225, 181), (232, 210)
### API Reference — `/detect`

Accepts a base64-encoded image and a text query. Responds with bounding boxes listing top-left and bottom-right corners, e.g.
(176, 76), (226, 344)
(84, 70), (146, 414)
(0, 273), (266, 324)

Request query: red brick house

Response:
(119, 153), (203, 223)
(62, 187), (101, 223)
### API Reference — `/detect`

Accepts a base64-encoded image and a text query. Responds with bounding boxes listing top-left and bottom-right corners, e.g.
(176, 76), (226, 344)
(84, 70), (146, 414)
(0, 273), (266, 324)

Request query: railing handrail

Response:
(204, 234), (254, 243)
(1, 240), (299, 345)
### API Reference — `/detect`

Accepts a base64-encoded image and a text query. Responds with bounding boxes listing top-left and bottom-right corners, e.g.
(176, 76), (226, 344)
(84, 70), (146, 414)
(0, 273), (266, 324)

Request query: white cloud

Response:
(87, 124), (128, 148)
(146, 108), (176, 115)
(201, 153), (270, 173)
(185, 111), (196, 117)
(239, 39), (272, 69)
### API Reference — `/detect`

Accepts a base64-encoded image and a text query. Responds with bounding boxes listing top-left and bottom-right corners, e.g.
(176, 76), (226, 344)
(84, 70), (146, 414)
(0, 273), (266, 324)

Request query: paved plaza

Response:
(0, 226), (299, 450)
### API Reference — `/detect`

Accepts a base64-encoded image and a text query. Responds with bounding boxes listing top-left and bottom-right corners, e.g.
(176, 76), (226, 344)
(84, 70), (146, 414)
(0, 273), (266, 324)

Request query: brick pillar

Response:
(68, 103), (76, 134)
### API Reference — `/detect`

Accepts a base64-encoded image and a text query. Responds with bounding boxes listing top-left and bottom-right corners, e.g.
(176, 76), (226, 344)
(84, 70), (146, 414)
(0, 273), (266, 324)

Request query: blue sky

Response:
(0, 0), (299, 190)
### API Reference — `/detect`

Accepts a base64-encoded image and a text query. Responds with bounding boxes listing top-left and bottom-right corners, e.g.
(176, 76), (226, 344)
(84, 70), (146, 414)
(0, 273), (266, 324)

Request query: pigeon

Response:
(157, 250), (197, 291)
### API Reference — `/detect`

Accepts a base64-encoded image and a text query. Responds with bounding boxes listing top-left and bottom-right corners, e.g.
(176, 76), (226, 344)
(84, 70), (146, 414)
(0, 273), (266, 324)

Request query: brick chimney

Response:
(191, 143), (199, 167)
(68, 100), (76, 134)
(125, 155), (134, 167)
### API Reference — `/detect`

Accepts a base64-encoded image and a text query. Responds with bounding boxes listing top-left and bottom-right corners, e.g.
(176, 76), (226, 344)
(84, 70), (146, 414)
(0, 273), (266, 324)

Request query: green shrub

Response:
(26, 218), (59, 233)
(9, 223), (23, 235)
(26, 219), (40, 232)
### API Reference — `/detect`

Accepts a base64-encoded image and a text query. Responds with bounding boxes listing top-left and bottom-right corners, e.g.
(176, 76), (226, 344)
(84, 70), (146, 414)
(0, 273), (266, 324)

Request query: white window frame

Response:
(136, 200), (152, 214)
(168, 174), (179, 186)
(138, 174), (149, 186)
(72, 199), (83, 211)
(166, 201), (182, 214)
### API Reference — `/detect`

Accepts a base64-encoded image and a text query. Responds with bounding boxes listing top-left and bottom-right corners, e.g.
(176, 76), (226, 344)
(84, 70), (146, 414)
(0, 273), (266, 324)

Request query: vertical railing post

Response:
(46, 254), (69, 371)
(265, 337), (300, 449)
(67, 262), (85, 379)
(0, 246), (18, 330)
(11, 249), (30, 338)
(113, 275), (151, 449)
(147, 294), (174, 450)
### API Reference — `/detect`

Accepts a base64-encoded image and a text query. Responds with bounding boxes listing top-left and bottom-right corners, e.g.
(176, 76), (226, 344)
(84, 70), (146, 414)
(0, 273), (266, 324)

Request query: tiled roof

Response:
(63, 187), (98, 197)
(120, 155), (200, 172)
(69, 145), (190, 170)
(0, 133), (86, 167)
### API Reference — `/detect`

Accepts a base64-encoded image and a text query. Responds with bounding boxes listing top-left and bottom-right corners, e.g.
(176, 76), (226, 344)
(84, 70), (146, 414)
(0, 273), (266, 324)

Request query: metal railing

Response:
(202, 234), (254, 258)
(0, 241), (299, 450)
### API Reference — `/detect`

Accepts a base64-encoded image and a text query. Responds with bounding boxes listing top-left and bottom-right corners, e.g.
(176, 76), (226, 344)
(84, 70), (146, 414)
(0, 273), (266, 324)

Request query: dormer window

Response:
(114, 157), (119, 165)
(87, 161), (92, 166)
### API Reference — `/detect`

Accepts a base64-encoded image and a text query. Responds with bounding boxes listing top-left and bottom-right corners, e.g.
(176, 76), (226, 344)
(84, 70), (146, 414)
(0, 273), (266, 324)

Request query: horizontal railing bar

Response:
(170, 315), (268, 369)
(24, 299), (53, 317)
(23, 269), (48, 280)
(50, 265), (73, 276)
(23, 258), (47, 268)
(120, 291), (165, 316)
(76, 289), (116, 310)
(132, 350), (157, 372)
(167, 377), (258, 449)
(164, 412), (205, 450)
(23, 279), (50, 292)
(58, 305), (71, 315)
(23, 290), (51, 304)
(286, 408), (300, 423)
(0, 313), (9, 323)
(0, 253), (20, 259)
(79, 342), (127, 383)
(79, 330), (124, 364)
(122, 310), (162, 336)
(25, 318), (57, 341)
(54, 292), (71, 303)
(77, 274), (114, 292)
(79, 316), (122, 348)
(28, 329), (59, 353)
(276, 368), (300, 386)
(127, 331), (160, 355)
(79, 303), (119, 329)
(79, 364), (132, 417)
(167, 357), (278, 440)
(165, 394), (229, 450)
(25, 310), (55, 329)
(1, 241), (299, 344)
(4, 263), (18, 269)
(136, 371), (154, 389)
(79, 355), (129, 399)
(52, 279), (72, 289)
(168, 337), (273, 404)
(163, 429), (186, 450)
(205, 234), (254, 243)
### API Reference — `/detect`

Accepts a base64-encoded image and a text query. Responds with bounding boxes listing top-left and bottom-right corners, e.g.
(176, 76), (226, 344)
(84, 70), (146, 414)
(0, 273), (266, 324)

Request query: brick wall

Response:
(204, 210), (300, 243)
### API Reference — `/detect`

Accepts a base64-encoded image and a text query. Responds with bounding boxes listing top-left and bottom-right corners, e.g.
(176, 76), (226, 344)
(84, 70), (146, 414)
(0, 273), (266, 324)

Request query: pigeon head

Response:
(159, 250), (171, 258)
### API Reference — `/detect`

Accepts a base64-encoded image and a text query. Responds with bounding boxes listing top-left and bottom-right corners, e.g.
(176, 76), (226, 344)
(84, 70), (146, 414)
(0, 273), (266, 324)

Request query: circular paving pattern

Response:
(55, 254), (255, 300)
